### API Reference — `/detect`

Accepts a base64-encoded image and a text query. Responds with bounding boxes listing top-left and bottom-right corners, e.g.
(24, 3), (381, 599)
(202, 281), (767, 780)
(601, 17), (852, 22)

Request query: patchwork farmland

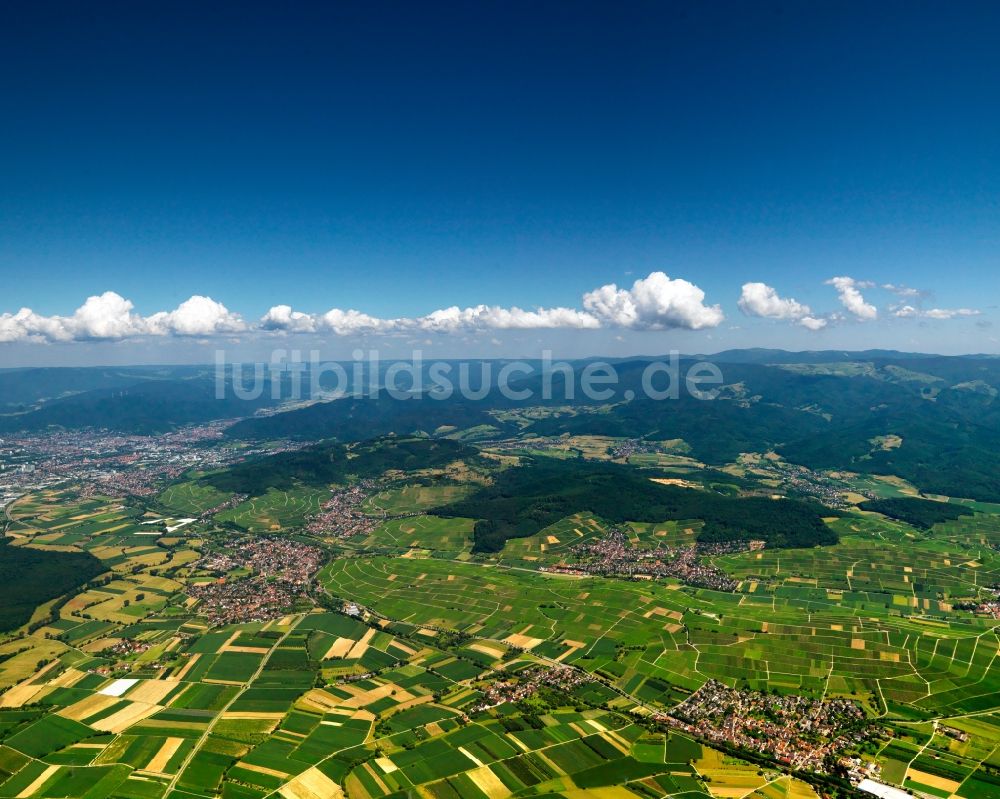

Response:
(4, 444), (1000, 799)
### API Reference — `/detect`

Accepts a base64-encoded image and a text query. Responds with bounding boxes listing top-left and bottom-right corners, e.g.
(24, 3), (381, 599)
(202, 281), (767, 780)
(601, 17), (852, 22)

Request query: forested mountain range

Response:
(7, 352), (1000, 500)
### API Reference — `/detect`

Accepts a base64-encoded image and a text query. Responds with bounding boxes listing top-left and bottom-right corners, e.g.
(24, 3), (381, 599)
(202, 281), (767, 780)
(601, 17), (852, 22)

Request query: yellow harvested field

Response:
(599, 731), (631, 755)
(128, 680), (180, 704)
(172, 654), (201, 681)
(563, 788), (636, 799)
(503, 633), (544, 650)
(91, 701), (162, 733)
(388, 639), (417, 656)
(280, 767), (346, 799)
(340, 682), (413, 709)
(700, 769), (768, 798)
(238, 762), (290, 779)
(298, 689), (347, 714)
(59, 693), (121, 721)
(467, 765), (512, 799)
(346, 627), (377, 659)
(905, 769), (961, 793)
(0, 682), (44, 708)
(385, 694), (433, 713)
(323, 637), (356, 659)
(468, 641), (505, 658)
(145, 737), (184, 773)
(375, 757), (398, 774)
(787, 779), (820, 799)
(16, 764), (60, 798)
(555, 640), (585, 662)
(361, 763), (391, 794)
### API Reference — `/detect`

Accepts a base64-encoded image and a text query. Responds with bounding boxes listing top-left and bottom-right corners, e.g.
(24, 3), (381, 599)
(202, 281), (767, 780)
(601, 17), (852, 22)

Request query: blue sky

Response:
(1, 1), (998, 364)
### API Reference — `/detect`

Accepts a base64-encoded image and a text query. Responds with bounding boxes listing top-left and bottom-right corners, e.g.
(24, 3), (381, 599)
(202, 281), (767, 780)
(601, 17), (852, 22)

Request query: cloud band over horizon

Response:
(0, 271), (980, 345)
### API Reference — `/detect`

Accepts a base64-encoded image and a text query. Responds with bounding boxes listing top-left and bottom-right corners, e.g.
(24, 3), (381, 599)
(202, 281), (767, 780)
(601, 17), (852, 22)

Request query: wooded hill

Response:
(200, 436), (475, 496)
(435, 458), (838, 553)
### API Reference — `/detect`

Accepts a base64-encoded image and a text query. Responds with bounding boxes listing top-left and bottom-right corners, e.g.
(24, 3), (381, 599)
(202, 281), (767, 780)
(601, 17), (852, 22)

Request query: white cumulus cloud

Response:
(582, 271), (724, 330)
(146, 296), (245, 337)
(320, 308), (395, 335)
(894, 305), (980, 320)
(0, 308), (70, 343)
(826, 276), (878, 320)
(925, 307), (980, 319)
(738, 282), (811, 320)
(1, 271), (727, 344)
(69, 291), (149, 339)
(798, 315), (828, 331)
(260, 305), (318, 333)
(414, 304), (600, 333)
(737, 283), (827, 331)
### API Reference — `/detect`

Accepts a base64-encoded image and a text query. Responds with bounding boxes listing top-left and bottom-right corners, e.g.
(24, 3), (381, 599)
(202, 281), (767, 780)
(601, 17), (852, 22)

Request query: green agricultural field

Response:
(158, 481), (233, 516)
(361, 482), (473, 515)
(320, 550), (1000, 712)
(215, 487), (327, 532)
(356, 514), (476, 555)
(6, 442), (1000, 799)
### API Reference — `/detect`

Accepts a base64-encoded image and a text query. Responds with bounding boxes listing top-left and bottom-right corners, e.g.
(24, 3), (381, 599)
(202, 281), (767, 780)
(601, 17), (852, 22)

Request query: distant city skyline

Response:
(2, 1), (998, 364)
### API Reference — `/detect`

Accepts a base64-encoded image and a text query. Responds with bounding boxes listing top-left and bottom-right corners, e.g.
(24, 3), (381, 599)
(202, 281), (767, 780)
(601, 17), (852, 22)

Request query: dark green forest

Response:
(11, 355), (1000, 503)
(858, 497), (974, 529)
(201, 436), (473, 495)
(436, 458), (838, 553)
(0, 541), (106, 632)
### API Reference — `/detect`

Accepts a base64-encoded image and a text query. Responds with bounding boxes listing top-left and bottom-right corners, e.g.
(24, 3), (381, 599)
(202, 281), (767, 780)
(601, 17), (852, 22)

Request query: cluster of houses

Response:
(471, 666), (590, 713)
(542, 526), (760, 591)
(306, 480), (380, 538)
(188, 536), (325, 624)
(666, 680), (871, 772)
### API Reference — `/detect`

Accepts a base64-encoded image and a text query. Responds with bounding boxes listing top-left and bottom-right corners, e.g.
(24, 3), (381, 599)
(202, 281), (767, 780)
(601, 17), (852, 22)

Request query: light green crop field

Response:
(158, 481), (233, 516)
(360, 483), (472, 515)
(320, 552), (1000, 711)
(354, 514), (476, 556)
(215, 487), (327, 532)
